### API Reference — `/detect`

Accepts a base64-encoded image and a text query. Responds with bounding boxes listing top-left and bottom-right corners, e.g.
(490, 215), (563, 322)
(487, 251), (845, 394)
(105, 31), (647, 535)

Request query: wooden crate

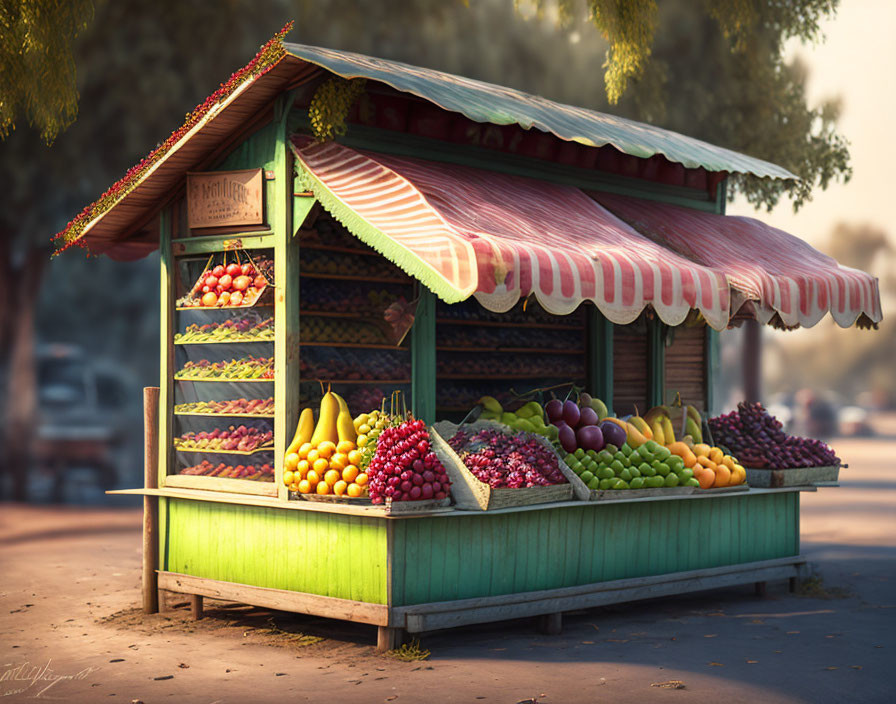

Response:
(745, 465), (840, 488)
(430, 420), (586, 510)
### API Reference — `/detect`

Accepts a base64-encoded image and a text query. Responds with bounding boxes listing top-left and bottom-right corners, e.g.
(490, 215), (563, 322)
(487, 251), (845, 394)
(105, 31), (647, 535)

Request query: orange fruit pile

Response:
(283, 440), (368, 498)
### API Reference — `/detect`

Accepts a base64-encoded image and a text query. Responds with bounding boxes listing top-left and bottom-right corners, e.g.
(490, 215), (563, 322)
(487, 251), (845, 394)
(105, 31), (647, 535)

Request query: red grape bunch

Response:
(709, 401), (839, 469)
(449, 428), (568, 489)
(366, 419), (451, 503)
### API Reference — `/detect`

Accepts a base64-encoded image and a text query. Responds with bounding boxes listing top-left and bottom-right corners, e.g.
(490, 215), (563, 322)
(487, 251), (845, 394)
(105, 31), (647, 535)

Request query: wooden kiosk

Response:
(55, 31), (881, 651)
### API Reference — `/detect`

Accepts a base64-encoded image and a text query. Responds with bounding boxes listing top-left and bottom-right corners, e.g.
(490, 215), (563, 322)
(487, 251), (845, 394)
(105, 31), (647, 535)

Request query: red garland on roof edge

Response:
(52, 21), (294, 256)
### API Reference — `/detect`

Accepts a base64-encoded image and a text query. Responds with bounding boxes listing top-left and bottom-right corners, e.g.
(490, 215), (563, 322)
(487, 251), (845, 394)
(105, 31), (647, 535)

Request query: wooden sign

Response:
(187, 169), (263, 229)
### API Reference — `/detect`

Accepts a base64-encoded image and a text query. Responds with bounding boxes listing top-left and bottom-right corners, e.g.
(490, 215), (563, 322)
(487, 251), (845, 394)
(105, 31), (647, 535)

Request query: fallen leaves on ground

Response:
(651, 680), (686, 689)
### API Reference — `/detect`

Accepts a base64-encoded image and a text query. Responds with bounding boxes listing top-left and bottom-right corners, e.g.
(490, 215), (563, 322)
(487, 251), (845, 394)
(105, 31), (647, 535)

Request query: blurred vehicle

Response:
(33, 344), (130, 501)
(839, 405), (874, 437)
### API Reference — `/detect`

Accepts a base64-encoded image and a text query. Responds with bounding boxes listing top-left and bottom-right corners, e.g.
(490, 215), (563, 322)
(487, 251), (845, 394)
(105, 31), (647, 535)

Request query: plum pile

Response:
(449, 428), (567, 489)
(174, 425), (273, 452)
(179, 460), (274, 481)
(366, 419), (451, 503)
(708, 402), (839, 469)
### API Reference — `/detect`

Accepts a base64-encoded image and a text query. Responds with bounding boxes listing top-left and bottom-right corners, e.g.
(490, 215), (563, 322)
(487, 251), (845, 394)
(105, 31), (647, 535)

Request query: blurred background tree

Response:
(0, 0), (873, 498)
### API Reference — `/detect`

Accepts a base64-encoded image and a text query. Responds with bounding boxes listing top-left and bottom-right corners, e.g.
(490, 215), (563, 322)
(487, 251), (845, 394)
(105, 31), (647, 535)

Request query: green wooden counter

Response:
(117, 486), (809, 648)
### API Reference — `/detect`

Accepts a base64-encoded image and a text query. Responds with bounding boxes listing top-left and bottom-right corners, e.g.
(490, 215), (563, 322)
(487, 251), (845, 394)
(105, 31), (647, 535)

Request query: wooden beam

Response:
(411, 287), (436, 423)
(158, 209), (173, 487)
(394, 556), (808, 633)
(587, 306), (614, 413)
(647, 317), (666, 408)
(142, 387), (160, 614)
(158, 572), (389, 626)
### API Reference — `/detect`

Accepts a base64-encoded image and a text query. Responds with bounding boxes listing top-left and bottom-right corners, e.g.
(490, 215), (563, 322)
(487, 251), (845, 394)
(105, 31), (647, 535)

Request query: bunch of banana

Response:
(644, 406), (677, 446)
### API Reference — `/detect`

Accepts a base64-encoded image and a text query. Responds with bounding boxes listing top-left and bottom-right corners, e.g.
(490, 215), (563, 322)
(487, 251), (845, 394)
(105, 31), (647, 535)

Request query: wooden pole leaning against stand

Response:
(143, 387), (160, 614)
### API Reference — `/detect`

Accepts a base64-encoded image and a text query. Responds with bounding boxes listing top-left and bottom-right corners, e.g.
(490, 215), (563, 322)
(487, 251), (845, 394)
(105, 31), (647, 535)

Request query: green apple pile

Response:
(563, 440), (701, 491)
(478, 396), (558, 441)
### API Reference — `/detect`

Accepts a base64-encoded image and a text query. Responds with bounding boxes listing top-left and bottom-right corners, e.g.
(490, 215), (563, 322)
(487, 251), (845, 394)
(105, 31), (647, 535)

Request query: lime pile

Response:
(563, 440), (701, 490)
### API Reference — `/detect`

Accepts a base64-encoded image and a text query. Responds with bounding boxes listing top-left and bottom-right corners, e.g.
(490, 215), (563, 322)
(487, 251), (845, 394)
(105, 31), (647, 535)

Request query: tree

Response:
(535, 0), (850, 212)
(0, 0), (94, 143)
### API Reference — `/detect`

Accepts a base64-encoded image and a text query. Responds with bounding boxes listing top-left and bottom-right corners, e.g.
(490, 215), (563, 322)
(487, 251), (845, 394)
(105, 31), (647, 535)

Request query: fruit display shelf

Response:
(300, 342), (408, 351)
(175, 302), (273, 312)
(175, 339), (274, 346)
(174, 411), (275, 419)
(436, 318), (581, 331)
(175, 446), (275, 456)
(300, 272), (411, 285)
(436, 346), (585, 355)
(299, 379), (411, 385)
(175, 376), (274, 383)
(173, 398), (275, 417)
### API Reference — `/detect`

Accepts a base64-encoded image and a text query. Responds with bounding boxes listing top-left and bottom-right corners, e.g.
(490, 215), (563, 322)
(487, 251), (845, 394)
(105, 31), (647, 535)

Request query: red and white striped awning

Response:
(593, 193), (882, 328)
(290, 136), (881, 330)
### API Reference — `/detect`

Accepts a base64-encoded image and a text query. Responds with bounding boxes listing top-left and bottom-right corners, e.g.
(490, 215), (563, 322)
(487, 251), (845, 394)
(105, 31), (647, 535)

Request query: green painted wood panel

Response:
(587, 306), (614, 413)
(647, 318), (666, 408)
(164, 499), (388, 604)
(391, 492), (799, 606)
(411, 286), (436, 423)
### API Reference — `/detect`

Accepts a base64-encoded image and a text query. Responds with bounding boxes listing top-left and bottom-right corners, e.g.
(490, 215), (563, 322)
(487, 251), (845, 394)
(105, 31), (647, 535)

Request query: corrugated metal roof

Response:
(285, 43), (798, 181)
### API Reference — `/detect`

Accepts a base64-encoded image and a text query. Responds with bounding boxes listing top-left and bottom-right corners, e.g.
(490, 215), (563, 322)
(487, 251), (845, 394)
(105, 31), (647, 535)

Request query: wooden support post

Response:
(142, 387), (160, 615)
(411, 287), (436, 424)
(537, 612), (563, 635)
(190, 594), (204, 620)
(754, 581), (767, 598)
(647, 318), (666, 408)
(377, 626), (404, 653)
(743, 320), (762, 403)
(587, 306), (614, 414)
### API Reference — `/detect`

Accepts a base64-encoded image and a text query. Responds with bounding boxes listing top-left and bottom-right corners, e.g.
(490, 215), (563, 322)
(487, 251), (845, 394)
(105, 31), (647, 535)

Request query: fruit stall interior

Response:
(297, 214), (413, 412)
(435, 298), (588, 422)
(170, 250), (276, 483)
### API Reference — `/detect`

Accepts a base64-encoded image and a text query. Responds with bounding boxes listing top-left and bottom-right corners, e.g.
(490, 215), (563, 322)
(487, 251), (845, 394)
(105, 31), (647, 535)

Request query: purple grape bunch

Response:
(449, 428), (568, 489)
(708, 401), (839, 469)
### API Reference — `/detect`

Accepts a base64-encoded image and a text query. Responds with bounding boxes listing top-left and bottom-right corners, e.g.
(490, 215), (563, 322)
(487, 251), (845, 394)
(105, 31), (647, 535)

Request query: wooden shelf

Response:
(436, 346), (585, 355)
(299, 310), (362, 319)
(176, 303), (273, 312)
(437, 373), (583, 380)
(175, 445), (275, 456)
(300, 272), (411, 285)
(298, 243), (380, 257)
(299, 341), (407, 350)
(174, 376), (274, 383)
(436, 318), (583, 331)
(174, 338), (273, 345)
(174, 411), (275, 419)
(299, 379), (410, 385)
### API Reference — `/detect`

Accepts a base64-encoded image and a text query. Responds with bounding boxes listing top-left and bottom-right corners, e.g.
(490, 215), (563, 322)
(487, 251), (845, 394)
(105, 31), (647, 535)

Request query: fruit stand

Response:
(55, 31), (882, 650)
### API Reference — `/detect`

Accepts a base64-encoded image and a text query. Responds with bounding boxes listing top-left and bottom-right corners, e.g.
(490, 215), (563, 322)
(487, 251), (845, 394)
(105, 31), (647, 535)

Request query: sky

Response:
(728, 0), (896, 250)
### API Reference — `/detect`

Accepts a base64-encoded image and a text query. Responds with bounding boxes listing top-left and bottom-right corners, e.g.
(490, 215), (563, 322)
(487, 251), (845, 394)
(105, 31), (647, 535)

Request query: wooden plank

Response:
(143, 387), (160, 615)
(171, 232), (275, 255)
(163, 474), (277, 496)
(648, 318), (666, 408)
(411, 287), (436, 423)
(158, 208), (174, 486)
(165, 500), (388, 604)
(158, 572), (389, 626)
(396, 556), (807, 633)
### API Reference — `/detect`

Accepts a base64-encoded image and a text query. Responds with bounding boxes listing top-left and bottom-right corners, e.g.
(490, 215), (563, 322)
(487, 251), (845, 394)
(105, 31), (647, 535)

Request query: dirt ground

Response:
(1, 435), (894, 703)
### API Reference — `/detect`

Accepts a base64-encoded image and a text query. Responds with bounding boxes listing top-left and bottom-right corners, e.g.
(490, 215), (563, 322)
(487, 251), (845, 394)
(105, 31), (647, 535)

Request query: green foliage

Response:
(534, 0), (849, 211)
(0, 0), (94, 143)
(309, 78), (367, 142)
